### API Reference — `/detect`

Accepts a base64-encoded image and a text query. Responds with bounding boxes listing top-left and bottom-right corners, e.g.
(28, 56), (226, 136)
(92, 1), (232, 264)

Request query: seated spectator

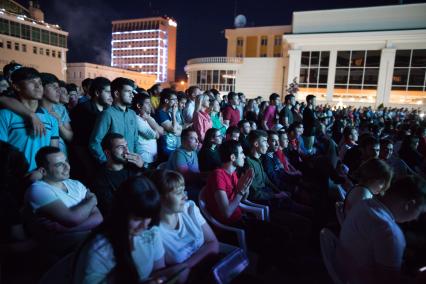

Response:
(245, 130), (312, 222)
(131, 92), (164, 168)
(155, 89), (182, 161)
(204, 140), (293, 268)
(238, 119), (251, 155)
(344, 158), (393, 216)
(337, 175), (426, 284)
(263, 131), (302, 192)
(176, 91), (191, 129)
(25, 147), (103, 254)
(285, 122), (307, 169)
(92, 133), (144, 216)
(199, 128), (223, 172)
(39, 73), (73, 156)
(74, 176), (188, 283)
(0, 67), (59, 171)
(339, 126), (358, 160)
(225, 126), (240, 142)
(192, 93), (212, 143)
(222, 92), (240, 128)
(152, 170), (219, 280)
(398, 135), (424, 174)
(209, 99), (226, 136)
(343, 134), (380, 176)
(380, 138), (413, 179)
(166, 128), (206, 197)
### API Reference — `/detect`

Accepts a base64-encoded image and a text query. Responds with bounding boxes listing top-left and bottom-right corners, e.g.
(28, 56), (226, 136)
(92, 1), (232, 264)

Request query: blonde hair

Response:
(150, 169), (185, 196)
(195, 93), (211, 112)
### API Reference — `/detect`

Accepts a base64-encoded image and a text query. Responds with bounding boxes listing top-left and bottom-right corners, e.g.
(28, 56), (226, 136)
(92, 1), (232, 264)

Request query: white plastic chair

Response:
(39, 253), (74, 284)
(319, 228), (344, 284)
(198, 188), (268, 253)
(242, 200), (270, 222)
(212, 245), (249, 284)
(336, 185), (347, 202)
(335, 201), (345, 225)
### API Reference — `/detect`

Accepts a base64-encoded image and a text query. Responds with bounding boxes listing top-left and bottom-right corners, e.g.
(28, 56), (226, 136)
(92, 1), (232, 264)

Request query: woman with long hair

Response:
(192, 93), (212, 143)
(209, 99), (227, 136)
(74, 176), (187, 284)
(198, 128), (223, 172)
(151, 170), (219, 282)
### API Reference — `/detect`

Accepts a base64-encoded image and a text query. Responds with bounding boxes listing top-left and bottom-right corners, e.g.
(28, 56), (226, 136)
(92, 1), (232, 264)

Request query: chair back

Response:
(336, 185), (347, 202)
(320, 228), (344, 284)
(212, 247), (249, 284)
(39, 253), (74, 284)
(157, 161), (167, 170)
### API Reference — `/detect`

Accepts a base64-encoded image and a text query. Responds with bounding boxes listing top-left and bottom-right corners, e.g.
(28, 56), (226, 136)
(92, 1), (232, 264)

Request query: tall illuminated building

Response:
(111, 16), (177, 83)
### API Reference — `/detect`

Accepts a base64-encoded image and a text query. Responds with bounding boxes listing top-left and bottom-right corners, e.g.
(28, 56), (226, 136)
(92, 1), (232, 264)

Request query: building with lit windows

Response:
(111, 16), (176, 83)
(67, 62), (157, 90)
(0, 0), (68, 80)
(185, 3), (426, 108)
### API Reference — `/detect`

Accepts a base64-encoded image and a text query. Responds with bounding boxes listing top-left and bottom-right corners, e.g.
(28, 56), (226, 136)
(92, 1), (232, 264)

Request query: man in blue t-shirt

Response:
(154, 89), (182, 161)
(0, 67), (59, 171)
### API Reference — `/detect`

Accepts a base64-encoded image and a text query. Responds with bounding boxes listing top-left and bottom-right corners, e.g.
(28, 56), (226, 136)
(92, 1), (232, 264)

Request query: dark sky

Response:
(16, 0), (424, 80)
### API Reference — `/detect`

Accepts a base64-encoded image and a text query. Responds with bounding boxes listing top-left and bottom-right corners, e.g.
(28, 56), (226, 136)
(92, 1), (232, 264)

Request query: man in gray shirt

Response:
(89, 77), (141, 163)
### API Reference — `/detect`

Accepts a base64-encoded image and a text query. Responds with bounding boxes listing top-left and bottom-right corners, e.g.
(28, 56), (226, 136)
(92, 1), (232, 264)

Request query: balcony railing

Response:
(187, 57), (243, 65)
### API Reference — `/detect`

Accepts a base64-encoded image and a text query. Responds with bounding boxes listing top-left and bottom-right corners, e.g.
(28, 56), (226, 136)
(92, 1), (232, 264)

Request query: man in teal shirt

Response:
(89, 77), (142, 164)
(0, 67), (59, 171)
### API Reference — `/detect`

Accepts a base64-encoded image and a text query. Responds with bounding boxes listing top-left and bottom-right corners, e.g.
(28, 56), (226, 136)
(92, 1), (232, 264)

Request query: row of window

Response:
(0, 39), (62, 58)
(236, 35), (282, 48)
(113, 58), (161, 65)
(113, 32), (164, 40)
(112, 41), (164, 48)
(112, 20), (167, 32)
(112, 49), (159, 56)
(0, 19), (67, 48)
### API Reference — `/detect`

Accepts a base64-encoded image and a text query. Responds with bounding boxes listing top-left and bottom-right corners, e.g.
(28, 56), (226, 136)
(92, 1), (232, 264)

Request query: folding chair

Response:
(319, 228), (344, 284)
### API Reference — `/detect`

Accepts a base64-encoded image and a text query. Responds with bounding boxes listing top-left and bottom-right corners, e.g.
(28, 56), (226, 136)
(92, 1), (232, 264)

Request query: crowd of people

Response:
(0, 61), (425, 283)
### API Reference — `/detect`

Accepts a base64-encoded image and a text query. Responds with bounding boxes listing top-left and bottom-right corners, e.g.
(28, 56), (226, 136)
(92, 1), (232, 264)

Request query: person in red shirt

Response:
(222, 92), (240, 127)
(204, 140), (291, 271)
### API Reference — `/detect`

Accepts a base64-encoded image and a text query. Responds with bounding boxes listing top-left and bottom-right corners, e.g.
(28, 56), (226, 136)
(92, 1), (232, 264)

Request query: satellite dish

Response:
(234, 14), (247, 28)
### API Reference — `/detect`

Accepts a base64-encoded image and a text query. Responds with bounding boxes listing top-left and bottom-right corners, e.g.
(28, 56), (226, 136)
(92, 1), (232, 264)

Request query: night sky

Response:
(15, 0), (425, 80)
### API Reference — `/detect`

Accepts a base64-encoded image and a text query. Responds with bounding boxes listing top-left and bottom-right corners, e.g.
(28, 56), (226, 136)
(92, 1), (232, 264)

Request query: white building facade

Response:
(285, 4), (426, 108)
(0, 1), (68, 80)
(185, 3), (426, 108)
(67, 62), (157, 89)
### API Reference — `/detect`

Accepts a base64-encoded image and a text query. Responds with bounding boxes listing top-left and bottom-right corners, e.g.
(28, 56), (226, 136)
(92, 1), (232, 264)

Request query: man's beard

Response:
(111, 153), (126, 164)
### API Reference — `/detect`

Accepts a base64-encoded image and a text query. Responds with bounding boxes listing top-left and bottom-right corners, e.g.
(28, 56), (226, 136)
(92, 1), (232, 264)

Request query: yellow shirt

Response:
(150, 95), (160, 110)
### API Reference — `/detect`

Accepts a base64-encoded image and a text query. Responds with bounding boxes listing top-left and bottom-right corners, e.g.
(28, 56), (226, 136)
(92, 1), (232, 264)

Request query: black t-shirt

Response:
(279, 106), (294, 126)
(91, 166), (140, 216)
(303, 107), (317, 136)
(70, 100), (101, 146)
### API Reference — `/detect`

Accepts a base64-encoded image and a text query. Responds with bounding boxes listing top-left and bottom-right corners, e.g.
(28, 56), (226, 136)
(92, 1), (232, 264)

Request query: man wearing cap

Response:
(0, 67), (59, 171)
(89, 77), (142, 164)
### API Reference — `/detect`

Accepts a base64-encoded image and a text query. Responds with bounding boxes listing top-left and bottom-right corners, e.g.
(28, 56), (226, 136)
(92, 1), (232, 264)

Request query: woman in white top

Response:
(73, 176), (187, 284)
(152, 170), (219, 275)
(132, 92), (164, 167)
(344, 158), (393, 216)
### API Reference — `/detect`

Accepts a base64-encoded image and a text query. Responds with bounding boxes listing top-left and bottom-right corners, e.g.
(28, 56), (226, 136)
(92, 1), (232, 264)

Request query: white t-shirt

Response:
(136, 115), (158, 164)
(159, 200), (206, 265)
(336, 198), (406, 284)
(74, 226), (164, 284)
(26, 179), (87, 212)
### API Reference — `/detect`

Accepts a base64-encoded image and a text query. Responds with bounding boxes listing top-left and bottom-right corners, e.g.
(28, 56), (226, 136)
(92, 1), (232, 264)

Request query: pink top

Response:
(263, 105), (276, 129)
(193, 110), (212, 142)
